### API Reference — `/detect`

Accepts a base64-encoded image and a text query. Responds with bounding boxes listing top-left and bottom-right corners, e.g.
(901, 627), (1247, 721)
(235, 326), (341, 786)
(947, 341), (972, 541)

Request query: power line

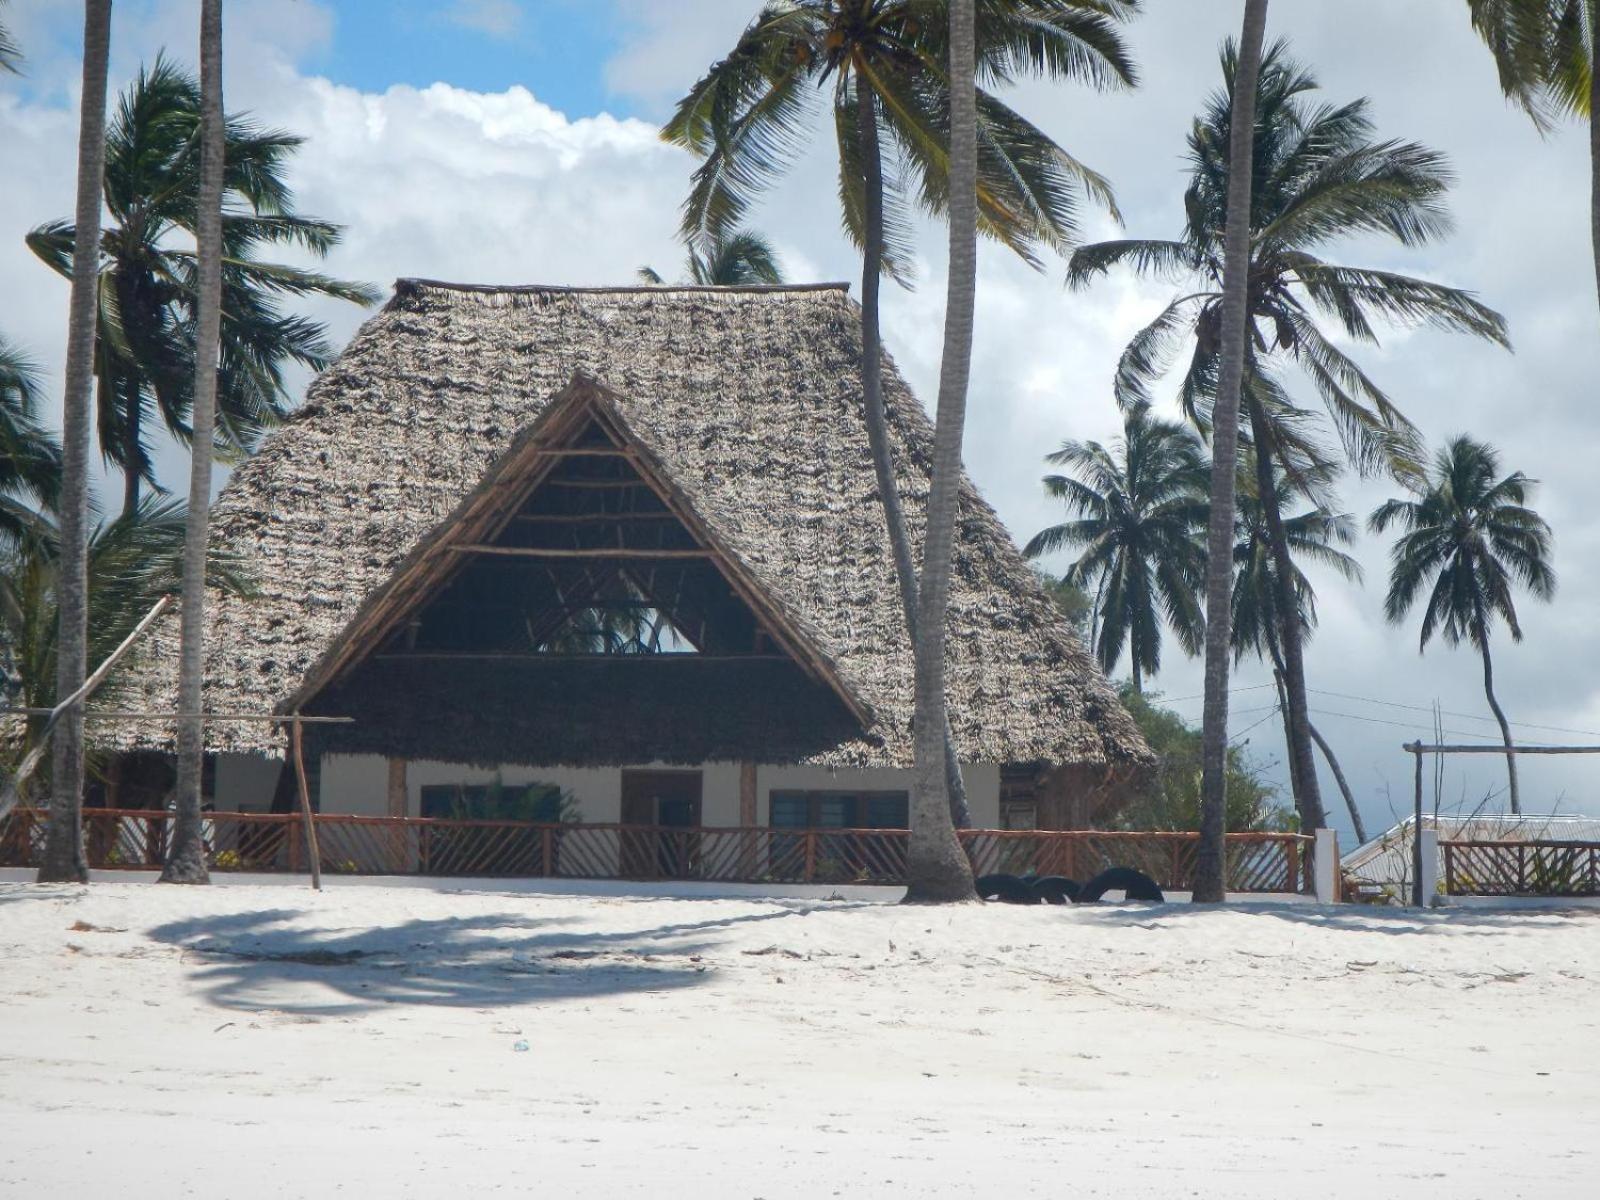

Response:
(1230, 706), (1282, 745)
(1306, 687), (1600, 741)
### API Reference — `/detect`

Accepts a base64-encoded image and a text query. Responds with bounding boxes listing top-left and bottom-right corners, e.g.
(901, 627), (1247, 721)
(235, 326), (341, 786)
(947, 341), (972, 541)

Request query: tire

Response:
(975, 873), (1040, 904)
(1075, 866), (1165, 904)
(1030, 876), (1080, 905)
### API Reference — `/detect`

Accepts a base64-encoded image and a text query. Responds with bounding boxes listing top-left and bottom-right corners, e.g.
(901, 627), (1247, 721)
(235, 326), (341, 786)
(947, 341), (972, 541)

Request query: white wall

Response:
(227, 755), (1006, 828)
(213, 753), (283, 812)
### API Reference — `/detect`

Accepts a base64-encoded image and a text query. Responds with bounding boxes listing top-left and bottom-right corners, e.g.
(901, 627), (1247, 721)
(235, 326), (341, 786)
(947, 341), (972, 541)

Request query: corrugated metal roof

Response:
(1342, 815), (1600, 887)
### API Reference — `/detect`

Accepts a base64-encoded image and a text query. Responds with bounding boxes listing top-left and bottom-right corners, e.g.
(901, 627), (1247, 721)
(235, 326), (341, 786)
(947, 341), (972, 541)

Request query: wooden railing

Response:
(1443, 840), (1600, 897)
(0, 807), (1313, 892)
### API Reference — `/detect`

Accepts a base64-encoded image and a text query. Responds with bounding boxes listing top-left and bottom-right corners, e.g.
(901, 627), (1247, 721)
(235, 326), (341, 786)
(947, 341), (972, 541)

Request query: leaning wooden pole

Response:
(1, 595), (172, 824)
(291, 715), (322, 892)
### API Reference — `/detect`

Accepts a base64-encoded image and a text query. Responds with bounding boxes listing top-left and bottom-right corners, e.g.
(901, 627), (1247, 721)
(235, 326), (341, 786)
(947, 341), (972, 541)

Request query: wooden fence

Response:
(0, 807), (1312, 893)
(1443, 840), (1600, 897)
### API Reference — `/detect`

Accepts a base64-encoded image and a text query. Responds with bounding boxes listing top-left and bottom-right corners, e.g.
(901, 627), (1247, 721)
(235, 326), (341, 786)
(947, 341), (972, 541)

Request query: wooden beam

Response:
(526, 447), (631, 458)
(1402, 742), (1600, 756)
(510, 512), (676, 524)
(449, 545), (712, 560)
(374, 652), (791, 663)
(538, 479), (651, 490)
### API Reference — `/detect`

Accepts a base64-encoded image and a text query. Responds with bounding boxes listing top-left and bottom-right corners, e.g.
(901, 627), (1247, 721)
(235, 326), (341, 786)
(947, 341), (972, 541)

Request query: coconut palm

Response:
(163, 0), (226, 886)
(28, 56), (377, 516)
(639, 229), (785, 286)
(1069, 40), (1508, 851)
(1, 498), (251, 784)
(0, 340), (61, 546)
(1230, 454), (1366, 841)
(907, 0), (980, 902)
(666, 0), (1138, 840)
(1024, 403), (1207, 695)
(1468, 0), (1596, 313)
(39, 0), (113, 884)
(1371, 436), (1555, 816)
(1, 1), (21, 74)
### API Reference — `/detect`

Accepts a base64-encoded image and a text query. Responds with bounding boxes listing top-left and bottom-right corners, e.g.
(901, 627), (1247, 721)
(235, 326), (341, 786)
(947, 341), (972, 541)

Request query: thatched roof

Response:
(110, 281), (1149, 770)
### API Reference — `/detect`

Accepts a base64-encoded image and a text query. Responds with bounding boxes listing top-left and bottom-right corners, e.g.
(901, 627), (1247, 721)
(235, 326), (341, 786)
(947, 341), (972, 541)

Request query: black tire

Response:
(975, 873), (1040, 904)
(1030, 876), (1080, 905)
(1075, 866), (1165, 904)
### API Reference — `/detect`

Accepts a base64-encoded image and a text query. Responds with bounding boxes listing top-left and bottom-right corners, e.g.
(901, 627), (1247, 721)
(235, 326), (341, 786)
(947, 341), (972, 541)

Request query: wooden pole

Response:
(291, 715), (322, 892)
(0, 595), (173, 823)
(386, 757), (408, 818)
(1410, 741), (1424, 908)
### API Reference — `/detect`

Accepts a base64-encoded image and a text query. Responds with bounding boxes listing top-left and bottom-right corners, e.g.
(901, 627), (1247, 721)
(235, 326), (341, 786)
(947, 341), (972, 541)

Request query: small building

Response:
(107, 281), (1149, 848)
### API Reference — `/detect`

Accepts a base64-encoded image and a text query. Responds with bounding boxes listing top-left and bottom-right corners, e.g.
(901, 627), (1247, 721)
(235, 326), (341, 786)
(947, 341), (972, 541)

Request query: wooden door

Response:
(620, 771), (702, 879)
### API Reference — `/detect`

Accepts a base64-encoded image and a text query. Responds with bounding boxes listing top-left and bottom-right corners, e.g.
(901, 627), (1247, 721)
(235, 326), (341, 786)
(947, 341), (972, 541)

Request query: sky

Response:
(1, 0), (1596, 842)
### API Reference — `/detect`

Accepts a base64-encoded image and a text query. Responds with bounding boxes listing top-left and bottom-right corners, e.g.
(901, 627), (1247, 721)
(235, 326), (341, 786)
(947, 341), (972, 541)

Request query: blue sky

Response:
(310, 0), (629, 118)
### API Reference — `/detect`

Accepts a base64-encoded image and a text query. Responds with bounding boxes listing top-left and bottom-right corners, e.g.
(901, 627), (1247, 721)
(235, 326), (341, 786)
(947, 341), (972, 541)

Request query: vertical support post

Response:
(739, 762), (758, 881)
(804, 829), (816, 884)
(1314, 828), (1339, 904)
(291, 715), (322, 892)
(1285, 837), (1300, 895)
(386, 757), (407, 817)
(541, 825), (554, 878)
(1410, 742), (1424, 907)
(1442, 843), (1455, 897)
(1418, 826), (1439, 906)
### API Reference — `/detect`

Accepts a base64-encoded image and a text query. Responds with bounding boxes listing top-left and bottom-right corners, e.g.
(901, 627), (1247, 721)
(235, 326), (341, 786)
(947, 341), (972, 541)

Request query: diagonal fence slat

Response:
(0, 809), (1313, 893)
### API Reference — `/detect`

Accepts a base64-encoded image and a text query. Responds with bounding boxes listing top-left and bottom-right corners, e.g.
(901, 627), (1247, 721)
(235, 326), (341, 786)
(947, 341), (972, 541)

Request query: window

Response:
(420, 782), (567, 823)
(769, 790), (908, 830)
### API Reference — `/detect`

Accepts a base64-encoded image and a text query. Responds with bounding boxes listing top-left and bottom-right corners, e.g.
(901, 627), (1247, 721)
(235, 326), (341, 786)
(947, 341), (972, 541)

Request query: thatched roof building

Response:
(111, 281), (1148, 783)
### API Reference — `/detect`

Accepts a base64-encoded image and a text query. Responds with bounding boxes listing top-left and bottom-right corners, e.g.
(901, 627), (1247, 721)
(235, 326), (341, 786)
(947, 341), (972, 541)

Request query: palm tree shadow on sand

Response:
(144, 905), (807, 1015)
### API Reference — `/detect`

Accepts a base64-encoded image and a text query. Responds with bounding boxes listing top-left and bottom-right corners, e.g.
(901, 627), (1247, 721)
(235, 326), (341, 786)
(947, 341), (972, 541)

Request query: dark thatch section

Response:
(108, 281), (1151, 770)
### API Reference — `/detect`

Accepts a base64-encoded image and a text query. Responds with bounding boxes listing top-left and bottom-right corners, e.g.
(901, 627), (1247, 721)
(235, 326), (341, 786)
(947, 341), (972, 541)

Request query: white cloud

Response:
(445, 0), (524, 39)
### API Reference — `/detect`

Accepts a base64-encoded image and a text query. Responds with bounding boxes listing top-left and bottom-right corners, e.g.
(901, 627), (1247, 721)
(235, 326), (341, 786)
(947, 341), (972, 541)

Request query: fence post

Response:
(1441, 842), (1454, 897)
(804, 830), (816, 883)
(1313, 828), (1339, 903)
(541, 826), (553, 877)
(1418, 827), (1439, 907)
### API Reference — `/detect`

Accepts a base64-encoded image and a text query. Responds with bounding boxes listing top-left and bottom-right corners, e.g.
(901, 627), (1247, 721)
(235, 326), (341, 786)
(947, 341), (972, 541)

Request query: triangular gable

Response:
(290, 374), (871, 729)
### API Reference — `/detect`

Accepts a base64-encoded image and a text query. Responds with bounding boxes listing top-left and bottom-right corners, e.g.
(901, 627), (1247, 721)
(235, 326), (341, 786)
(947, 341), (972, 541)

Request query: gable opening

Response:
(302, 387), (870, 768)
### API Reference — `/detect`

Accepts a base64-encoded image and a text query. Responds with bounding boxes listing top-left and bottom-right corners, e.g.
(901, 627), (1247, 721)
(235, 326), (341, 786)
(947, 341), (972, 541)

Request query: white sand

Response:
(1, 877), (1595, 1198)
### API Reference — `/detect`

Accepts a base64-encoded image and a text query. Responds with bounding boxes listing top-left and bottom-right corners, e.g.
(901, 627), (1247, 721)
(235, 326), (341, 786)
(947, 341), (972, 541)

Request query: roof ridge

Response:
(394, 278), (852, 298)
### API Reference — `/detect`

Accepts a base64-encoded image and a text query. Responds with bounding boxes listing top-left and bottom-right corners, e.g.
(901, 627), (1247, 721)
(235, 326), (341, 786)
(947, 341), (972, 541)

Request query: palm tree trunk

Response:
(161, 0), (224, 885)
(38, 0), (113, 885)
(1308, 720), (1365, 844)
(1194, 0), (1269, 905)
(854, 70), (972, 832)
(1246, 402), (1327, 833)
(1478, 638), (1521, 815)
(905, 0), (978, 903)
(121, 377), (141, 517)
(1589, 3), (1598, 317)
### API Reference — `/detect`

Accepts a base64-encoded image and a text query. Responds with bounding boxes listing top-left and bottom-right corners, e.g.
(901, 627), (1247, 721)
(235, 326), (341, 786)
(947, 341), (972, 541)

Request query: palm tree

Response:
(1023, 403), (1207, 694)
(666, 0), (1138, 835)
(907, 0), (979, 902)
(1468, 0), (1596, 314)
(39, 0), (113, 885)
(1, 1), (21, 74)
(28, 56), (377, 516)
(0, 340), (61, 546)
(1, 498), (251, 787)
(1371, 436), (1555, 815)
(1231, 455), (1367, 842)
(1069, 41), (1508, 849)
(639, 229), (785, 286)
(163, 0), (225, 886)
